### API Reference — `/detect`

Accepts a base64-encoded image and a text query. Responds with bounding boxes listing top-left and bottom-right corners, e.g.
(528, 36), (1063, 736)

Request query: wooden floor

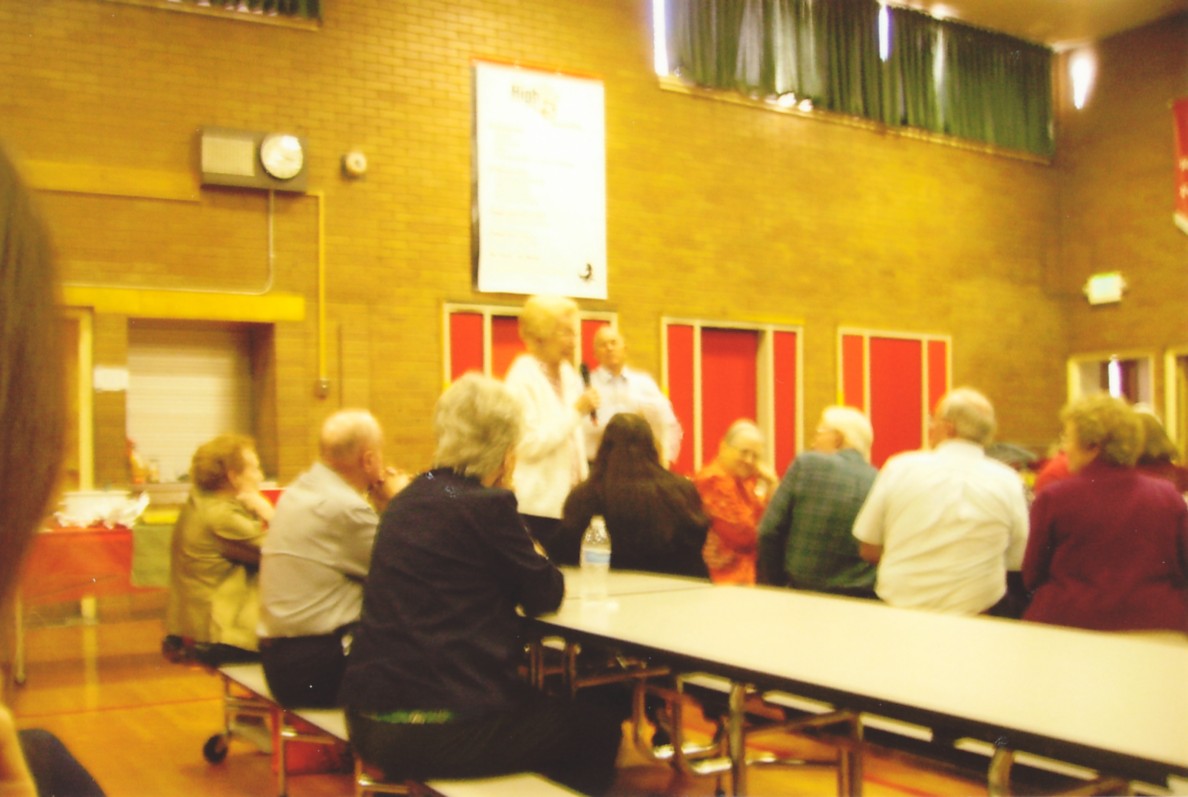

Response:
(4, 591), (989, 797)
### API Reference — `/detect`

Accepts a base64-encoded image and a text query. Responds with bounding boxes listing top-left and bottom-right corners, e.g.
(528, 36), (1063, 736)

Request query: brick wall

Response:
(1055, 14), (1188, 404)
(0, 0), (1179, 480)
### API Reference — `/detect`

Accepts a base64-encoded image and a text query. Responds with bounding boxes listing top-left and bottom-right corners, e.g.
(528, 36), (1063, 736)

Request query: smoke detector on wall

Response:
(342, 151), (368, 178)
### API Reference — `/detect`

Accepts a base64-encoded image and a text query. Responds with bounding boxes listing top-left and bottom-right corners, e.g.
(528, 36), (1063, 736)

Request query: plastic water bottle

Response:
(579, 515), (612, 602)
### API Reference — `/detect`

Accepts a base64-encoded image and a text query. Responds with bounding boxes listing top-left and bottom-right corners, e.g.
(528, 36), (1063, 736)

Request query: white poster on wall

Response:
(473, 60), (607, 299)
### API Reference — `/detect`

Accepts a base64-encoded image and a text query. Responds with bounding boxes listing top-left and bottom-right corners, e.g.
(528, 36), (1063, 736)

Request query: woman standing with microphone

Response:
(502, 295), (599, 556)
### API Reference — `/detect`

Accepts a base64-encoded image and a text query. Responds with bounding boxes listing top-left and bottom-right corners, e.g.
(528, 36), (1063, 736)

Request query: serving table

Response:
(10, 525), (152, 685)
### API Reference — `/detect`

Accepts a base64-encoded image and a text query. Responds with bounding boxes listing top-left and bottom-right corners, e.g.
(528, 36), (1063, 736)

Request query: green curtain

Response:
(668, 0), (834, 100)
(664, 0), (1052, 156)
(817, 0), (882, 119)
(884, 8), (940, 130)
(933, 22), (1053, 155)
(767, 0), (827, 99)
(667, 0), (749, 90)
(191, 0), (319, 19)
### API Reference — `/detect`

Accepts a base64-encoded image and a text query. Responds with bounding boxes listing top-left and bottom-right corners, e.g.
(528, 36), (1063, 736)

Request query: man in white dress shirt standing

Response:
(583, 326), (682, 467)
(852, 387), (1028, 615)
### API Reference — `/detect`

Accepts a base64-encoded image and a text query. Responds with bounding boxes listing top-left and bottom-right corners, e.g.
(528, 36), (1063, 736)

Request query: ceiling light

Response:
(1070, 50), (1096, 110)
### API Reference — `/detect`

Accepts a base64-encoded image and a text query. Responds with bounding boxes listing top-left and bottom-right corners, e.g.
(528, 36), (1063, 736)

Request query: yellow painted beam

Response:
(24, 160), (199, 202)
(60, 285), (305, 322)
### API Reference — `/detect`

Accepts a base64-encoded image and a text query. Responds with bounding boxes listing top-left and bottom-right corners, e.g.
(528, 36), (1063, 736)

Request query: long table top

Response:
(558, 566), (715, 598)
(537, 577), (1188, 784)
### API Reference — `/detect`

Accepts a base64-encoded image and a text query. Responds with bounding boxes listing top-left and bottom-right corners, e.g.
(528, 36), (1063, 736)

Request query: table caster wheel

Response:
(203, 733), (229, 764)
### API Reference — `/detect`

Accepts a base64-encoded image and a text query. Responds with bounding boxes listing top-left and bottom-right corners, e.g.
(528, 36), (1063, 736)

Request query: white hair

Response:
(518, 295), (577, 346)
(937, 387), (996, 445)
(820, 406), (874, 460)
(723, 418), (763, 447)
(320, 409), (382, 466)
(434, 373), (524, 479)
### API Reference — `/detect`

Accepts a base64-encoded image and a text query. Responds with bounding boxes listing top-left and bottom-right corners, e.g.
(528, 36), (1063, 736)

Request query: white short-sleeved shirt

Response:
(258, 461), (378, 638)
(852, 439), (1029, 614)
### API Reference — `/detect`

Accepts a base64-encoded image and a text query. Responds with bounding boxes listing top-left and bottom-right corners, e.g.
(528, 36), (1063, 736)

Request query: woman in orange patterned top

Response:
(694, 420), (778, 584)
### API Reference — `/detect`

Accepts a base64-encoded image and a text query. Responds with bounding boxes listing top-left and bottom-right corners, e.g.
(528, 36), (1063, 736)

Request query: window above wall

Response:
(103, 0), (321, 29)
(653, 0), (1053, 160)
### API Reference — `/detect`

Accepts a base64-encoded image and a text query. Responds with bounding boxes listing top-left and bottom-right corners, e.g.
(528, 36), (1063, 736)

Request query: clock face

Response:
(259, 133), (304, 180)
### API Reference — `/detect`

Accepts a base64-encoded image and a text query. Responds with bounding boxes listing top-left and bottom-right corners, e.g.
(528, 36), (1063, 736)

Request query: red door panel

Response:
(700, 328), (759, 465)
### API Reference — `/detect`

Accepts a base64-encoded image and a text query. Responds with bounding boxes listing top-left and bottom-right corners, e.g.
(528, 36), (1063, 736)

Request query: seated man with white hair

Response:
(757, 405), (878, 598)
(852, 387), (1029, 615)
(258, 409), (408, 708)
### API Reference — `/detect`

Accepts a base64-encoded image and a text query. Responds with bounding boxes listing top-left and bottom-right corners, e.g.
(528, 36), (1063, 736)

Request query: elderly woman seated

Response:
(340, 373), (621, 796)
(165, 433), (274, 665)
(1023, 394), (1188, 638)
(694, 419), (778, 584)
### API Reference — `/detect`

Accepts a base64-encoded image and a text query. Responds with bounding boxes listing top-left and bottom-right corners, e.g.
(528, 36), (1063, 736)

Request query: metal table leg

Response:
(728, 681), (747, 796)
(836, 712), (863, 797)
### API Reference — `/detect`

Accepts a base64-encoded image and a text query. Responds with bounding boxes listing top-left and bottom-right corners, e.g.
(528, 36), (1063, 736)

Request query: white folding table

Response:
(535, 582), (1188, 796)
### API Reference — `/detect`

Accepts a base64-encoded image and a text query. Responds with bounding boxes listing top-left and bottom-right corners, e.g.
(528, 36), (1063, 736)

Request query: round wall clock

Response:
(259, 133), (305, 180)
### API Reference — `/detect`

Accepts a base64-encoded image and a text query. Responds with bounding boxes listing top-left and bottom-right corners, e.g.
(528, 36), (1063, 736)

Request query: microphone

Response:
(579, 363), (597, 423)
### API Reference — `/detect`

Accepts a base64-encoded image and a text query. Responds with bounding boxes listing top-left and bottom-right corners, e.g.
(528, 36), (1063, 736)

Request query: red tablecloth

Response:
(20, 526), (147, 604)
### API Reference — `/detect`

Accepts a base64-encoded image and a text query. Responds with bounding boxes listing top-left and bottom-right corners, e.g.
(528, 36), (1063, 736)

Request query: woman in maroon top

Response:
(1023, 395), (1188, 637)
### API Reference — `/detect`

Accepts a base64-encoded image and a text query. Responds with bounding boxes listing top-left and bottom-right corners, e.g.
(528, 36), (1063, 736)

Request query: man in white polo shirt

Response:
(852, 387), (1028, 615)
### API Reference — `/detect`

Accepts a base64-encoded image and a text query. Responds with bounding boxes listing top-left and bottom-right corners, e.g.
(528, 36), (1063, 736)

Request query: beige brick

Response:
(0, 1), (1181, 479)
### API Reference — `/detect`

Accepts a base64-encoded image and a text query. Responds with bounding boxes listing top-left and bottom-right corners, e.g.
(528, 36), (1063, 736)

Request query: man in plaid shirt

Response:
(757, 406), (877, 598)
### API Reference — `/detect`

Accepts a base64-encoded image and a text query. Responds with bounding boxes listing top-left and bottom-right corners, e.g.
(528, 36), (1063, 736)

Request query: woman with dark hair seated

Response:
(557, 412), (710, 579)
